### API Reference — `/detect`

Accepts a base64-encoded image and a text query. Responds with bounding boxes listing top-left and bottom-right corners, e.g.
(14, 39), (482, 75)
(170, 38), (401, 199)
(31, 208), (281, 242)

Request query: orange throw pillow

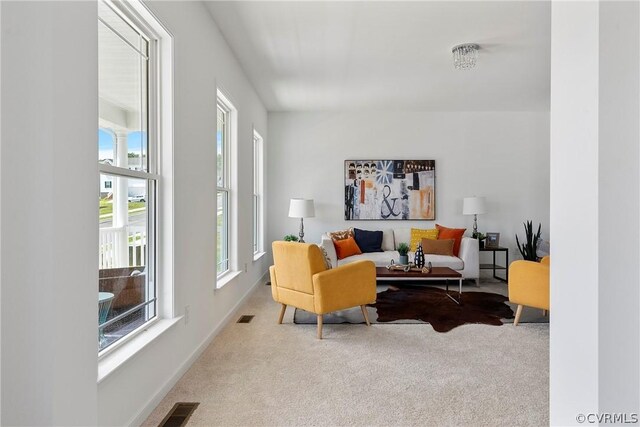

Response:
(422, 238), (455, 256)
(435, 224), (466, 256)
(333, 236), (362, 260)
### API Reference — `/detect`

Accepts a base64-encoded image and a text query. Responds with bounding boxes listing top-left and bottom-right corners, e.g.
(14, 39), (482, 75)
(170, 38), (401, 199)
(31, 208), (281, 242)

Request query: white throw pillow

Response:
(393, 228), (411, 250)
(381, 229), (395, 251)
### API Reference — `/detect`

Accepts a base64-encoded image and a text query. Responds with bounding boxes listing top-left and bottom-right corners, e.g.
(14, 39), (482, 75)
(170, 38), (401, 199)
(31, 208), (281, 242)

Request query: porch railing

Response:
(99, 225), (146, 269)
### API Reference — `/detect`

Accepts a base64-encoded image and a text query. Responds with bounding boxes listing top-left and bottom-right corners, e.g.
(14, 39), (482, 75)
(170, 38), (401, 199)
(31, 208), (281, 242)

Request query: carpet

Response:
(295, 285), (517, 332)
(143, 283), (550, 427)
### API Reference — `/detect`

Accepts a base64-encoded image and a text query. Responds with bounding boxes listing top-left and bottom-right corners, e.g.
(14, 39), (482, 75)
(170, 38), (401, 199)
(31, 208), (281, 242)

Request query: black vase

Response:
(414, 243), (425, 268)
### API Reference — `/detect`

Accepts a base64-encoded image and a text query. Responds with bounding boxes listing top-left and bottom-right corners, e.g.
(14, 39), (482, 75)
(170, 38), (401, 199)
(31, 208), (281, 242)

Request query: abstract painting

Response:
(344, 160), (435, 220)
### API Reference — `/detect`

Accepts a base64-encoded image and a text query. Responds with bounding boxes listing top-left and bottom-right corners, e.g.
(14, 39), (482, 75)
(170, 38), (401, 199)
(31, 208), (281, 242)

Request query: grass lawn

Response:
(100, 199), (145, 217)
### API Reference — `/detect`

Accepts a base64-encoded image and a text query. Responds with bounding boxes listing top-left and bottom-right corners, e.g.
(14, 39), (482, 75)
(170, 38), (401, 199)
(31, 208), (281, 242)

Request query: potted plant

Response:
(473, 232), (486, 249)
(516, 221), (542, 261)
(284, 234), (299, 242)
(397, 242), (410, 265)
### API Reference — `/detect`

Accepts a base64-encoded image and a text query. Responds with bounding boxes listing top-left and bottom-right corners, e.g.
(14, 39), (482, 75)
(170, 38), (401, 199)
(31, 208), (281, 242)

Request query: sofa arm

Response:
(312, 260), (376, 314)
(508, 260), (549, 310)
(458, 237), (479, 279)
(320, 235), (338, 268)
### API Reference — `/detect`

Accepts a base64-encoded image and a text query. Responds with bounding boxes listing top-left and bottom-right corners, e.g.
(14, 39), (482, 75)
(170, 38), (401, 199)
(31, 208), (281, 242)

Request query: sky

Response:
(98, 128), (223, 160)
(99, 129), (145, 161)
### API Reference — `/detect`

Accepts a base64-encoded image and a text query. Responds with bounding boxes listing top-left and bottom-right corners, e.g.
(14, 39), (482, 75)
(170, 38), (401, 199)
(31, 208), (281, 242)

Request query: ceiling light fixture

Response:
(452, 43), (479, 70)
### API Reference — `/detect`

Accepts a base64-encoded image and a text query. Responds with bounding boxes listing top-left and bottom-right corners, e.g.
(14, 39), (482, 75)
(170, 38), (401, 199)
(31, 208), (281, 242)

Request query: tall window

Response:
(253, 131), (264, 255)
(217, 91), (235, 277)
(98, 1), (163, 352)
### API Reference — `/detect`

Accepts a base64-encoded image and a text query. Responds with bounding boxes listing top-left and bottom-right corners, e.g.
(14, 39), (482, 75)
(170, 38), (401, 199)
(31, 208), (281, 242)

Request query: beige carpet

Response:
(143, 280), (549, 427)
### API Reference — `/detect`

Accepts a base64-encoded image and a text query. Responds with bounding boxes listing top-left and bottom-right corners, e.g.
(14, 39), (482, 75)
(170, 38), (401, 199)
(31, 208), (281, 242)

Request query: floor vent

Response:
(237, 315), (255, 323)
(158, 402), (199, 427)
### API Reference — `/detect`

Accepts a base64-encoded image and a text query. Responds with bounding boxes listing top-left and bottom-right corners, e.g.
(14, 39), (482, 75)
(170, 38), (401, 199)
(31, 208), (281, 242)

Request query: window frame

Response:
(216, 90), (236, 280)
(97, 0), (173, 359)
(253, 130), (264, 257)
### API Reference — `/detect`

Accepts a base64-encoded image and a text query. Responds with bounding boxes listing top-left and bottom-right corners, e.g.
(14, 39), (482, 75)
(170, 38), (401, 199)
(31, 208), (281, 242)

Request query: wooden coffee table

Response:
(375, 266), (463, 305)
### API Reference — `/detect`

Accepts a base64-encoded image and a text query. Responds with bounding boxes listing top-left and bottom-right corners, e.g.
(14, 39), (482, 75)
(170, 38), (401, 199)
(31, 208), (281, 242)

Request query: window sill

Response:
(253, 251), (266, 262)
(98, 316), (182, 384)
(216, 270), (241, 290)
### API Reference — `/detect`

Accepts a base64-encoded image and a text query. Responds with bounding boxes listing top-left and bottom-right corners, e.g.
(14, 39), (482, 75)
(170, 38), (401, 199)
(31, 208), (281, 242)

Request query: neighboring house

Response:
(99, 157), (147, 198)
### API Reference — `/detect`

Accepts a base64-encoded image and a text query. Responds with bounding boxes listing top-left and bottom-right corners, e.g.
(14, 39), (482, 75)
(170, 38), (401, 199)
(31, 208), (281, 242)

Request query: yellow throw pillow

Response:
(410, 228), (439, 251)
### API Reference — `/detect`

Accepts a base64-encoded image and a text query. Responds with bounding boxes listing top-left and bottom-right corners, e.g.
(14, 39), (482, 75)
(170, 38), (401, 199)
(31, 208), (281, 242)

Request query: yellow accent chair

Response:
(270, 241), (377, 339)
(508, 256), (550, 326)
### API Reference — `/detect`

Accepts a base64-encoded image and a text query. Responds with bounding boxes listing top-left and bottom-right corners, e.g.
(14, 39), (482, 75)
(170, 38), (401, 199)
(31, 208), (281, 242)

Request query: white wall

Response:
(598, 0), (639, 418)
(550, 1), (640, 424)
(549, 3), (600, 424)
(267, 111), (549, 264)
(1, 2), (99, 425)
(1, 1), (269, 425)
(97, 2), (268, 425)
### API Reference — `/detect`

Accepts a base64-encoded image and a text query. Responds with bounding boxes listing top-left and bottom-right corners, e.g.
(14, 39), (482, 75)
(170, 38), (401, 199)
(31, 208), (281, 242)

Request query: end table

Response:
(479, 246), (509, 282)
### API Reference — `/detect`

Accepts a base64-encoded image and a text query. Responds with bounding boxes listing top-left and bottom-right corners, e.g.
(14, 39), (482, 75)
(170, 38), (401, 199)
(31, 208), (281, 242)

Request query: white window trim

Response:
(98, 0), (174, 367)
(253, 129), (265, 258)
(216, 88), (238, 287)
(216, 101), (231, 277)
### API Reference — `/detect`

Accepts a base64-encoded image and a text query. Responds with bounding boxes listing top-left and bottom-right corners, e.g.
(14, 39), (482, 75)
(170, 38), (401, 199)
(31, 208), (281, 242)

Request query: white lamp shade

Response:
(463, 197), (487, 215)
(288, 198), (315, 218)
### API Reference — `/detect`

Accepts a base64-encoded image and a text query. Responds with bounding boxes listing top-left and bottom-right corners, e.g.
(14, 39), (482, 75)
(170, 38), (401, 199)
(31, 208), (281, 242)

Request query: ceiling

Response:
(99, 0), (147, 130)
(205, 1), (551, 112)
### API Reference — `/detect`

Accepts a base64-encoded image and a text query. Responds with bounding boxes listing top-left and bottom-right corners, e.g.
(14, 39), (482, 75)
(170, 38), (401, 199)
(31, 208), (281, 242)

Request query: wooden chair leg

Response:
(317, 314), (323, 339)
(514, 304), (523, 326)
(542, 309), (547, 317)
(360, 305), (371, 326)
(277, 304), (287, 324)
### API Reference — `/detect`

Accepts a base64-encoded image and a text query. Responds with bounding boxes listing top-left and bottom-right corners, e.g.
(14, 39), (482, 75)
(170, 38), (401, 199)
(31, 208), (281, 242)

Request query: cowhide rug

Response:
(371, 286), (514, 332)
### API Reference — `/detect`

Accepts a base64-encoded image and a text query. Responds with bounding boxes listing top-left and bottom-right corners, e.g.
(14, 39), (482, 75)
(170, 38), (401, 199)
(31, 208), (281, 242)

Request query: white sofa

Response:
(320, 228), (479, 282)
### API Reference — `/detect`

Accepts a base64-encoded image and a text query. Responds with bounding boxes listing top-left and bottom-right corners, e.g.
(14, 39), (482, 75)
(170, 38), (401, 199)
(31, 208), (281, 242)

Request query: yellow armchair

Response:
(270, 241), (377, 339)
(508, 256), (550, 326)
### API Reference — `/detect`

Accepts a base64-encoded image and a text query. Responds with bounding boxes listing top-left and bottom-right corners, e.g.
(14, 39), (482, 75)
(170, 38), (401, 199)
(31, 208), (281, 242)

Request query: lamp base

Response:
(298, 218), (305, 243)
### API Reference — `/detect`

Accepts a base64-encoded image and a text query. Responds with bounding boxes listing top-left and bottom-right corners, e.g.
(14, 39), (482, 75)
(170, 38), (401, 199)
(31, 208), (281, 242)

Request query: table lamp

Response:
(288, 198), (315, 243)
(463, 196), (486, 236)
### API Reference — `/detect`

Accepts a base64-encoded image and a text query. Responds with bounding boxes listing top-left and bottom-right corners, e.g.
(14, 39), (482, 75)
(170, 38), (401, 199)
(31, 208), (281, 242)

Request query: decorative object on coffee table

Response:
(414, 242), (425, 268)
(397, 242), (410, 265)
(288, 198), (315, 243)
(516, 220), (542, 261)
(344, 160), (435, 220)
(386, 260), (412, 272)
(463, 196), (486, 236)
(421, 261), (432, 274)
(485, 232), (500, 248)
(283, 234), (299, 242)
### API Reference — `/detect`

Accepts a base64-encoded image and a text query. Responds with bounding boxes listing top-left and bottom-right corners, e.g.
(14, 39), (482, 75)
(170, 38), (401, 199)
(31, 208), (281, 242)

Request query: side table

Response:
(479, 246), (509, 282)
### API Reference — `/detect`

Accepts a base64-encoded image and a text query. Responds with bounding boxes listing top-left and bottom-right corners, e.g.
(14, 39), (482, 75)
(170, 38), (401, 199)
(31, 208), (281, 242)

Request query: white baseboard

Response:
(127, 270), (270, 426)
